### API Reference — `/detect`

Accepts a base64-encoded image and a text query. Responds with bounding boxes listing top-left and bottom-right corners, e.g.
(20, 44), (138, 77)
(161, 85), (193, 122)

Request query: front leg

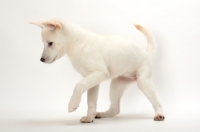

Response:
(68, 71), (108, 112)
(80, 85), (99, 123)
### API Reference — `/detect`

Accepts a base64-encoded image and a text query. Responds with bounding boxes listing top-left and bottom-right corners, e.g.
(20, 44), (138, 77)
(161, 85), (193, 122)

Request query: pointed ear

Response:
(41, 21), (62, 31)
(29, 21), (43, 28)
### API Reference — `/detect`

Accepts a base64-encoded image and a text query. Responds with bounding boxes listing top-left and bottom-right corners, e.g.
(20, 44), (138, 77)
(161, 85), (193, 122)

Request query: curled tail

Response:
(134, 24), (156, 58)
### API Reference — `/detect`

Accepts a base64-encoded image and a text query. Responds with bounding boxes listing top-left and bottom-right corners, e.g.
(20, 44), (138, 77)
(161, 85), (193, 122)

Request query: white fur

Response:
(30, 18), (165, 123)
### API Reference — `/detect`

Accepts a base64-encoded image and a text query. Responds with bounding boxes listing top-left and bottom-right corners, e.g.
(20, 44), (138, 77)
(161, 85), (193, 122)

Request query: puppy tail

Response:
(134, 24), (156, 58)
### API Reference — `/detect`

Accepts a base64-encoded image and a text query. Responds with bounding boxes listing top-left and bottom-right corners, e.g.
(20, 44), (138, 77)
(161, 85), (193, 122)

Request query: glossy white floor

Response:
(1, 83), (200, 132)
(1, 107), (199, 132)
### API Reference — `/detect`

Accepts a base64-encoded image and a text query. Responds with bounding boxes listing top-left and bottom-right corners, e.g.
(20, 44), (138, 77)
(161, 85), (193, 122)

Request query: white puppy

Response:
(30, 18), (165, 123)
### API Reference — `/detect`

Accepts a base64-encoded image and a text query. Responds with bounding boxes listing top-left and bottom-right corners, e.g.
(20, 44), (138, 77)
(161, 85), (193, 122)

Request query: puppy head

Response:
(30, 20), (68, 64)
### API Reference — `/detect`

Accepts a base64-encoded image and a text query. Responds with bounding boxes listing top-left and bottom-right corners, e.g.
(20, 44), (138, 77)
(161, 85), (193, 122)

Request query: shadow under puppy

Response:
(30, 18), (165, 123)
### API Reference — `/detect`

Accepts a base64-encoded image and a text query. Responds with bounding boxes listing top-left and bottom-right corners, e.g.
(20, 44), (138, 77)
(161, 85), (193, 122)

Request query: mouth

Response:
(41, 55), (59, 64)
(50, 56), (57, 63)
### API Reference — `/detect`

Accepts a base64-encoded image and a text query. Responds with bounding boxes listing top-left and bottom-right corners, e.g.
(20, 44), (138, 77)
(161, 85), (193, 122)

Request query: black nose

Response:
(40, 58), (45, 62)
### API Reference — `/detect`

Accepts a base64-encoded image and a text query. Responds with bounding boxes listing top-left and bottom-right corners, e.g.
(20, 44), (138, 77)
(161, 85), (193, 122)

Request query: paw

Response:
(95, 113), (101, 119)
(80, 116), (94, 123)
(154, 114), (165, 121)
(68, 107), (77, 112)
(95, 110), (119, 119)
(68, 98), (80, 112)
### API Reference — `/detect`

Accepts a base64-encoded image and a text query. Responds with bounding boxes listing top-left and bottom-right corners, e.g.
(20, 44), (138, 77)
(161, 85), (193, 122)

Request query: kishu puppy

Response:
(30, 18), (165, 123)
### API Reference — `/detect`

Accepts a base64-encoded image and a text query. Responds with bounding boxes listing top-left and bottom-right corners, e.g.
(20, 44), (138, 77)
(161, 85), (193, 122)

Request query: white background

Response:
(0, 0), (200, 131)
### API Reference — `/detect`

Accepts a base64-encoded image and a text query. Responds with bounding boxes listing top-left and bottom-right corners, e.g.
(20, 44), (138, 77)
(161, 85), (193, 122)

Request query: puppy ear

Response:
(41, 21), (62, 31)
(29, 21), (43, 28)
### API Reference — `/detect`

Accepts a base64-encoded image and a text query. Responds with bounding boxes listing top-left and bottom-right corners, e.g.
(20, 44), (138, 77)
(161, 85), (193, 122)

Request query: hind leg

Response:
(95, 77), (133, 118)
(137, 67), (165, 121)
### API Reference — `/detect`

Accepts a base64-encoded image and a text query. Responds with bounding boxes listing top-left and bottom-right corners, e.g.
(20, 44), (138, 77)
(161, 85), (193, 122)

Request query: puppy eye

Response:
(48, 42), (53, 47)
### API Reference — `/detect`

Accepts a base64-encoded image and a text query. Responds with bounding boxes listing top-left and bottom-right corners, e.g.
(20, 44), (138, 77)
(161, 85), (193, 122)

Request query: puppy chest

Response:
(71, 60), (90, 76)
